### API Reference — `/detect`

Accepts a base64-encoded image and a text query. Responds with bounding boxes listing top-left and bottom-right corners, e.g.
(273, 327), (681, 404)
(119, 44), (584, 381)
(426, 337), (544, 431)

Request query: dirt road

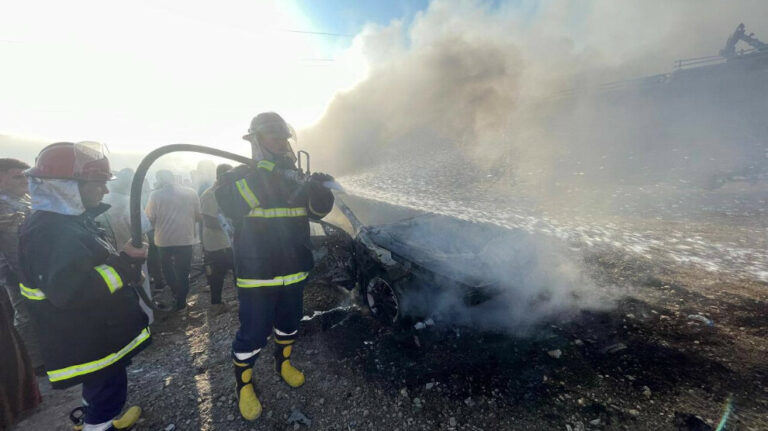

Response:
(12, 241), (767, 431)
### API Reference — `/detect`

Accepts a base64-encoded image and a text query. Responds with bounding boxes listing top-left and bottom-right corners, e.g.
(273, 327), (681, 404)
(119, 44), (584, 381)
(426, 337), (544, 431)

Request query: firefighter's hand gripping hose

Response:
(105, 252), (145, 286)
(118, 241), (149, 284)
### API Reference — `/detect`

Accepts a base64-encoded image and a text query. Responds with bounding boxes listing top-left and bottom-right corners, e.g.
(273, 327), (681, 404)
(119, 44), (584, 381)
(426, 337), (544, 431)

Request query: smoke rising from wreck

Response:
(303, 0), (768, 330)
(397, 225), (608, 334)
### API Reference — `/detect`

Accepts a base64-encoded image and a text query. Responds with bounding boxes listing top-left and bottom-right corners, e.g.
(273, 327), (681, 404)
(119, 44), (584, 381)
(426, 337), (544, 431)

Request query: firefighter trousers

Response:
(231, 281), (305, 366)
(81, 365), (127, 425)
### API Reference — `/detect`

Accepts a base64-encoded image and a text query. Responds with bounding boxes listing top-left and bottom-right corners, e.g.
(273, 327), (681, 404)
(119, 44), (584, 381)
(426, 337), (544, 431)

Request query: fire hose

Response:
(127, 144), (340, 310)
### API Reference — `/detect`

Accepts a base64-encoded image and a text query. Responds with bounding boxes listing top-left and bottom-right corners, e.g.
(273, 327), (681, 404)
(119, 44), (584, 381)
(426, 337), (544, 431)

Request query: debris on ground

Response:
(12, 240), (768, 430)
(687, 314), (715, 327)
(600, 342), (628, 354)
(642, 386), (652, 398)
(287, 408), (312, 427)
(547, 349), (563, 359)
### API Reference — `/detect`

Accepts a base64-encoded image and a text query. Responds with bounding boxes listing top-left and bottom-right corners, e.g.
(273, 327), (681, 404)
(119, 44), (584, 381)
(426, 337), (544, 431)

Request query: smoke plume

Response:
(306, 0), (768, 329)
(303, 0), (768, 190)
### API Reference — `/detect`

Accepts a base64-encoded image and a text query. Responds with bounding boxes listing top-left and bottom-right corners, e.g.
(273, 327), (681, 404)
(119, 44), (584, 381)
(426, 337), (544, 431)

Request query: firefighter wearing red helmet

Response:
(18, 142), (150, 431)
(216, 113), (334, 420)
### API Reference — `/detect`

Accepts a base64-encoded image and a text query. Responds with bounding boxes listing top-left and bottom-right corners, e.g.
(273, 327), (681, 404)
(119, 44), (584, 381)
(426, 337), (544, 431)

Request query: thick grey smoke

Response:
(304, 0), (768, 190)
(392, 219), (607, 334)
(339, 194), (608, 333)
(306, 0), (768, 329)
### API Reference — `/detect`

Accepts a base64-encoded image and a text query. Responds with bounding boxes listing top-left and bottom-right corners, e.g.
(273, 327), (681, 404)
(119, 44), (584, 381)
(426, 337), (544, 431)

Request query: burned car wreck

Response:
(310, 195), (545, 326)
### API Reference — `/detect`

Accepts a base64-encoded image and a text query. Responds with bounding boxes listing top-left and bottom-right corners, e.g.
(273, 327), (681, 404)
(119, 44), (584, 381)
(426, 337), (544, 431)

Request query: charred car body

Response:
(311, 195), (540, 325)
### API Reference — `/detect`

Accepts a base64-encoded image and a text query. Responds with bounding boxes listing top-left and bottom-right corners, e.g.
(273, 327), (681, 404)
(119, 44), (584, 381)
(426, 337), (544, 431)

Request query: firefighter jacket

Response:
(215, 160), (334, 288)
(17, 202), (150, 389)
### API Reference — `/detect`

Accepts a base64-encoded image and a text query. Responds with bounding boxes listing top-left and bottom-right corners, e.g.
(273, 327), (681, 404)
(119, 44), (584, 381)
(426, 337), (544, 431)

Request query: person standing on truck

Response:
(215, 112), (334, 421)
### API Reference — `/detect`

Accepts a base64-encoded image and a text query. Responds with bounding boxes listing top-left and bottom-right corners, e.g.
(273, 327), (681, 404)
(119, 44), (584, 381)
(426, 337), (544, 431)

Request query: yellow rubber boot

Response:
(70, 406), (141, 430)
(274, 341), (305, 388)
(233, 361), (262, 420)
(111, 406), (142, 429)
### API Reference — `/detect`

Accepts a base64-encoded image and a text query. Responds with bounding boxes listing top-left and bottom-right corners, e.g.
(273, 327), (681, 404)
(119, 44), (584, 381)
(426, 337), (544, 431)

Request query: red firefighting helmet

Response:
(26, 142), (115, 181)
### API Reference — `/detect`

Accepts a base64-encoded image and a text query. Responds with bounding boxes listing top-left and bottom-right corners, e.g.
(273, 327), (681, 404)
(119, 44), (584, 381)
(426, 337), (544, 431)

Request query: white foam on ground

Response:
(341, 166), (767, 283)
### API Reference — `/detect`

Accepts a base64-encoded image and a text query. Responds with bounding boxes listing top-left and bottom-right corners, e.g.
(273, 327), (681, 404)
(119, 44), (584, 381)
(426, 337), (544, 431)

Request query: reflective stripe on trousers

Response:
(234, 348), (261, 361)
(236, 271), (309, 288)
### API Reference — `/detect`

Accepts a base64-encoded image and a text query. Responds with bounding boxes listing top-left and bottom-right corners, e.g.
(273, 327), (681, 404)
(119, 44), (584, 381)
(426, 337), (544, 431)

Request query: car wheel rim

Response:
(366, 277), (399, 324)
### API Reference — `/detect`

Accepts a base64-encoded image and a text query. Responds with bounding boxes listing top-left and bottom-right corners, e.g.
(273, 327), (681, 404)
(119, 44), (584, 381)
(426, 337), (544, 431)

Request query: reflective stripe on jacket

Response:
(20, 283), (46, 300)
(215, 161), (334, 287)
(47, 328), (150, 383)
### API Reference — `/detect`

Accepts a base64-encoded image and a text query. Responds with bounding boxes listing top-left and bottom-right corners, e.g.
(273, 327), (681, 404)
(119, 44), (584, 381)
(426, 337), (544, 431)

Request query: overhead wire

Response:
(280, 29), (355, 38)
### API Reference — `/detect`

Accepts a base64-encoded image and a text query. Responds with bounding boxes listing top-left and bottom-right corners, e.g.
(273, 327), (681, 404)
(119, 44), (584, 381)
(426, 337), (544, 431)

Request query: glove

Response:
(105, 253), (144, 286)
(310, 172), (335, 184)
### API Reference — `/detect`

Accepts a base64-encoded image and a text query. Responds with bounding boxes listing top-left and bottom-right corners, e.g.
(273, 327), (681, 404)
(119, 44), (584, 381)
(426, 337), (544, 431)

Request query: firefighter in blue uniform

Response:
(215, 112), (334, 420)
(18, 142), (150, 431)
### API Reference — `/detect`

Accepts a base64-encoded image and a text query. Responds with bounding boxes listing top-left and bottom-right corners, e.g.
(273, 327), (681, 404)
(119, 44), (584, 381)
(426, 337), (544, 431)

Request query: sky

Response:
(295, 0), (430, 36)
(2, 0), (766, 176)
(0, 0), (431, 167)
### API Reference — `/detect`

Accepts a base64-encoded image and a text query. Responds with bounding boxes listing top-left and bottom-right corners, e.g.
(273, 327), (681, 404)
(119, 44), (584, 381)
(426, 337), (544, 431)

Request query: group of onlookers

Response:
(97, 164), (237, 314)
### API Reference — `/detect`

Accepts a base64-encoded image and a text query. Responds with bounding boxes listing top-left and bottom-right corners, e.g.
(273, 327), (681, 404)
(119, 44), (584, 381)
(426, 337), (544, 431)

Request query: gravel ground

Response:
(12, 241), (768, 431)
